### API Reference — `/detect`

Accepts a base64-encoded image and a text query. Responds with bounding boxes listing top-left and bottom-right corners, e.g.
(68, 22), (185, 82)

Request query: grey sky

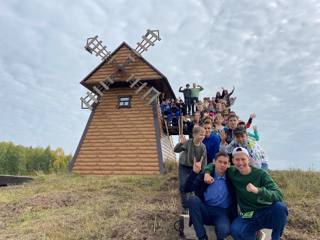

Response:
(0, 0), (319, 170)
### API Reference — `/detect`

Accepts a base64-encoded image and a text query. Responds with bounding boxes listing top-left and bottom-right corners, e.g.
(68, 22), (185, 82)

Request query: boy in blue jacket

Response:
(184, 152), (237, 240)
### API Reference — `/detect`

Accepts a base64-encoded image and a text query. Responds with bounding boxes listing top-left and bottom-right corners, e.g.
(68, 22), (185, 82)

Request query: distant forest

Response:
(0, 142), (72, 175)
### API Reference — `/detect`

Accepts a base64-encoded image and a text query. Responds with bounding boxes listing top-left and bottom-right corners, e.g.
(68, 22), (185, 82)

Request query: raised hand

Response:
(246, 183), (259, 194)
(179, 135), (187, 144)
(204, 173), (214, 185)
(193, 157), (202, 174)
(250, 113), (256, 119)
(219, 129), (226, 143)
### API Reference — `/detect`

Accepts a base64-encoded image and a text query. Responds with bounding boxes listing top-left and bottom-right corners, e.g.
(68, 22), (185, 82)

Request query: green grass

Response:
(0, 172), (179, 240)
(271, 170), (320, 240)
(0, 170), (319, 239)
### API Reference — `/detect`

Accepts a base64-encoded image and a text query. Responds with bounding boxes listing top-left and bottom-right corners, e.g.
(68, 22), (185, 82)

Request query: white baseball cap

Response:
(232, 147), (249, 157)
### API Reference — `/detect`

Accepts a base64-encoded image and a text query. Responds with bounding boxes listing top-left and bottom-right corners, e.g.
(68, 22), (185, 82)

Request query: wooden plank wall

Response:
(157, 105), (177, 162)
(72, 87), (160, 175)
(160, 136), (176, 162)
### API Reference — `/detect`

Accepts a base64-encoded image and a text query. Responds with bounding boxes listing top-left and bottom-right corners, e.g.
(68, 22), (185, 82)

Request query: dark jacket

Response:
(186, 120), (204, 138)
(184, 169), (238, 223)
(179, 87), (192, 99)
(224, 127), (234, 144)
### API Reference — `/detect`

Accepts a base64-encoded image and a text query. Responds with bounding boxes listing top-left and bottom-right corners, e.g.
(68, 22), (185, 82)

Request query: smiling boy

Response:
(221, 126), (268, 169)
(174, 126), (207, 212)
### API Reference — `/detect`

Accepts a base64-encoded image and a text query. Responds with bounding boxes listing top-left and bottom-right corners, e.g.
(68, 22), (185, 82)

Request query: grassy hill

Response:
(0, 169), (319, 240)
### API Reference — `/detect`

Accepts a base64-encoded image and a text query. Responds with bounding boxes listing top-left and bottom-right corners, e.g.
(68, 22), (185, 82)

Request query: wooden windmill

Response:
(69, 30), (176, 175)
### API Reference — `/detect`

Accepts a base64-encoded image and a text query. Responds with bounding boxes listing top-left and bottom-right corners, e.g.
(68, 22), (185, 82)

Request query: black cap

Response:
(233, 126), (247, 136)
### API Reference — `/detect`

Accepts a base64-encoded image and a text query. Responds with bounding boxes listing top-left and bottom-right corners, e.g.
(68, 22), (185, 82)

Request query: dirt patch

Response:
(283, 227), (320, 240)
(144, 192), (172, 204)
(111, 209), (178, 240)
(287, 201), (320, 231)
(159, 174), (178, 191)
(102, 184), (135, 197)
(0, 190), (95, 228)
(5, 191), (93, 210)
(110, 191), (179, 240)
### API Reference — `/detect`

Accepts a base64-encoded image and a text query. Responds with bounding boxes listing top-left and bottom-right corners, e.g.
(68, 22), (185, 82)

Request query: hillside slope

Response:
(0, 170), (319, 240)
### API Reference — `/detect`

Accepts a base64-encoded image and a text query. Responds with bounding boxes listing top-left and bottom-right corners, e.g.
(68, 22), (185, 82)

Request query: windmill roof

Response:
(80, 42), (176, 99)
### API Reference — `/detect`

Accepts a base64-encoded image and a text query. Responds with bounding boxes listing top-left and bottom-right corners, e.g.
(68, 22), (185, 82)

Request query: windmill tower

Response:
(69, 30), (176, 175)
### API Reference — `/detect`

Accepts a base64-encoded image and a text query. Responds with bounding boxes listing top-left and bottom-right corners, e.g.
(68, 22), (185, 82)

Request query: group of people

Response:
(160, 84), (238, 130)
(171, 84), (288, 240)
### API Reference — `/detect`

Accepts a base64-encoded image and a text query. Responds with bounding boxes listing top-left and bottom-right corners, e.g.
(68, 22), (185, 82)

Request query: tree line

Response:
(0, 141), (72, 175)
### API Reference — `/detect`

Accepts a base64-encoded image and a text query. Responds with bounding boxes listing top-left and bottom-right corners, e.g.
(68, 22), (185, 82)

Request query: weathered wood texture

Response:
(72, 88), (161, 175)
(160, 135), (176, 162)
(84, 44), (162, 85)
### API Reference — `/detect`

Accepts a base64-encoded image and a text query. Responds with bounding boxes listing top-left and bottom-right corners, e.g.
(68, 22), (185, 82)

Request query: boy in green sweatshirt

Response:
(204, 147), (288, 240)
(191, 83), (204, 114)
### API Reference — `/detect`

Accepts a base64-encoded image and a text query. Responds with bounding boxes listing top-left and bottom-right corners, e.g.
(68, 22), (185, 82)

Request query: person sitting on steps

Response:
(184, 152), (237, 240)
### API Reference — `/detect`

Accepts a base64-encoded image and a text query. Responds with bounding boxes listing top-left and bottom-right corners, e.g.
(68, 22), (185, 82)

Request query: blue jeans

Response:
(188, 196), (231, 240)
(231, 202), (288, 240)
(178, 164), (193, 209)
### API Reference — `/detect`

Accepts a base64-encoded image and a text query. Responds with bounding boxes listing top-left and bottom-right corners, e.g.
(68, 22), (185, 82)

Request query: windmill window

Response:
(118, 96), (132, 108)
